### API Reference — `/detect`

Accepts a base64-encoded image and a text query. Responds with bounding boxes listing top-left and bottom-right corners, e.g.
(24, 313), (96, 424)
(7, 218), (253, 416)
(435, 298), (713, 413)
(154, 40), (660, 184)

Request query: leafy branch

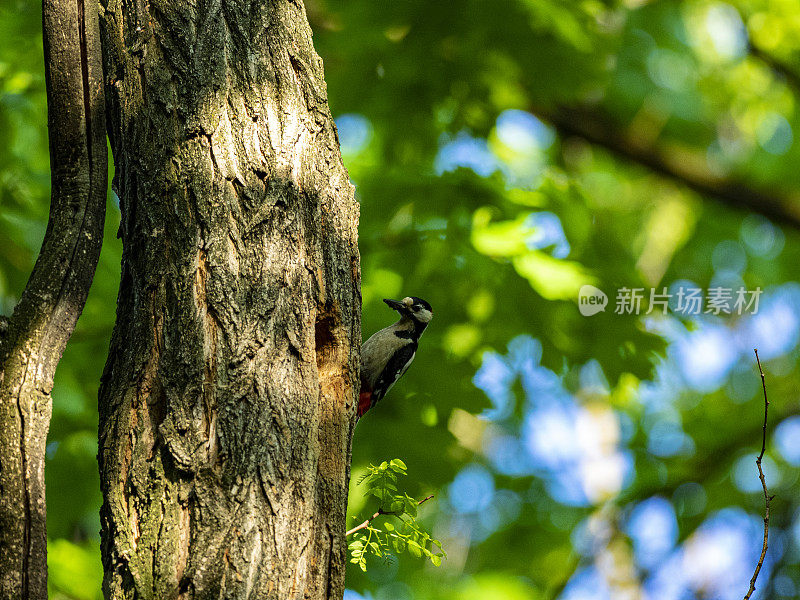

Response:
(347, 459), (445, 571)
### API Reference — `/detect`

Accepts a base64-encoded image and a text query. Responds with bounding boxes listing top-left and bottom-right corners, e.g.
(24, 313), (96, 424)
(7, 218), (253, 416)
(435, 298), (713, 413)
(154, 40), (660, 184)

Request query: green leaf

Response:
(389, 459), (407, 472)
(408, 541), (422, 558)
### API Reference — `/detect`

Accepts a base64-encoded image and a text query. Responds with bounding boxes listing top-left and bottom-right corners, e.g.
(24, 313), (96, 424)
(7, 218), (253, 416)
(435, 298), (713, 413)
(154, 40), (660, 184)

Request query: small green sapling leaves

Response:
(346, 459), (445, 571)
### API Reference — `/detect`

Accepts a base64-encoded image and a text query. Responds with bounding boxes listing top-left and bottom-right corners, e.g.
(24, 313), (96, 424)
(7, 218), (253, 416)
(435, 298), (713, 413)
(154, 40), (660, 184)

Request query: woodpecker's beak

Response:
(383, 298), (406, 312)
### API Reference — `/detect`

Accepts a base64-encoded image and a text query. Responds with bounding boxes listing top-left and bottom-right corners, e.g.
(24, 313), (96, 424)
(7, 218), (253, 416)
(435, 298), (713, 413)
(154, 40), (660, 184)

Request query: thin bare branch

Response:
(744, 349), (772, 600)
(346, 495), (434, 537)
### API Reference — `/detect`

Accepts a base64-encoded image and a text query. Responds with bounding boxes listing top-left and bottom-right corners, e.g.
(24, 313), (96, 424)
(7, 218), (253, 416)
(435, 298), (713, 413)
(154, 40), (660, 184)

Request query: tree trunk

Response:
(0, 0), (107, 596)
(97, 1), (360, 598)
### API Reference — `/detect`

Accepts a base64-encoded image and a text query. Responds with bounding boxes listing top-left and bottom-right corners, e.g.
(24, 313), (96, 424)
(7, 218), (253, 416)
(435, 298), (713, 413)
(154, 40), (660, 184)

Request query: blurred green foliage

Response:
(3, 0), (800, 598)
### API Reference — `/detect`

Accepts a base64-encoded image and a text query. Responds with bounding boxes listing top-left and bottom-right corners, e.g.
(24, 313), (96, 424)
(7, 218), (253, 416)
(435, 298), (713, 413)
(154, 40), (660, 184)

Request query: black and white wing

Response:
(370, 343), (417, 408)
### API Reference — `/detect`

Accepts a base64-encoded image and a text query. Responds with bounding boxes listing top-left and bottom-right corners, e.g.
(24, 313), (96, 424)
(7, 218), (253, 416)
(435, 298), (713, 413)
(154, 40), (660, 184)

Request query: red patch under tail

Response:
(357, 389), (372, 418)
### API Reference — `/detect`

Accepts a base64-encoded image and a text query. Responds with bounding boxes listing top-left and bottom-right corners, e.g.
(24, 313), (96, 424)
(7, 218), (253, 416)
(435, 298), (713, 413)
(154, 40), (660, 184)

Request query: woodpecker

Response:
(358, 296), (433, 419)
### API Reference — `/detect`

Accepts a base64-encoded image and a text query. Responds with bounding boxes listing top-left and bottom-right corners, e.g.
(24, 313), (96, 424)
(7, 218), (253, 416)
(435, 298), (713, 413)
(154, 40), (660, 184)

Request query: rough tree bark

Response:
(0, 0), (107, 597)
(97, 0), (360, 598)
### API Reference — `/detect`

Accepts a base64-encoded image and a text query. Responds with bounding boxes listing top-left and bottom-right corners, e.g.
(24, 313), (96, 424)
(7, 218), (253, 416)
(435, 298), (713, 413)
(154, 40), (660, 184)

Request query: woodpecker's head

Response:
(384, 296), (433, 324)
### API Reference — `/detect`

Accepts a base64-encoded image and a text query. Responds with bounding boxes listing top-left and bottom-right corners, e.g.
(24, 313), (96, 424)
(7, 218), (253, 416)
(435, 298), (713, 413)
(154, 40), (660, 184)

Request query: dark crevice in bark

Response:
(315, 313), (336, 370)
(324, 524), (335, 600)
(18, 388), (31, 599)
(0, 315), (8, 353)
(78, 0), (93, 173)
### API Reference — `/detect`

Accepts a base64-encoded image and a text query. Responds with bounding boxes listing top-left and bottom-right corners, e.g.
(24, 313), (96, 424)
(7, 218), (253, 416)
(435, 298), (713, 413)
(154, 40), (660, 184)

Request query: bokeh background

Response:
(2, 0), (800, 598)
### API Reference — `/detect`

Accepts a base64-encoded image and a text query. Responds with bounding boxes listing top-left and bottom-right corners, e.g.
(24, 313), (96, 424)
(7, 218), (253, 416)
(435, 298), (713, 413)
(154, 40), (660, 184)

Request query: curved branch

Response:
(0, 0), (107, 595)
(749, 45), (800, 95)
(532, 104), (800, 230)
